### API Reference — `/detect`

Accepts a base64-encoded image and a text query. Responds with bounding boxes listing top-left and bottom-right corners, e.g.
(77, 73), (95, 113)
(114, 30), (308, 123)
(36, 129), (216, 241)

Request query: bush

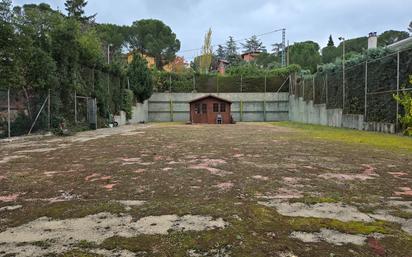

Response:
(394, 76), (412, 136)
(121, 89), (134, 120)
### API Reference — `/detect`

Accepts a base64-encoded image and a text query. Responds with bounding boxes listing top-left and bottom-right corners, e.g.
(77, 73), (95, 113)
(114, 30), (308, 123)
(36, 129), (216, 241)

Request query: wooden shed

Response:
(189, 95), (232, 124)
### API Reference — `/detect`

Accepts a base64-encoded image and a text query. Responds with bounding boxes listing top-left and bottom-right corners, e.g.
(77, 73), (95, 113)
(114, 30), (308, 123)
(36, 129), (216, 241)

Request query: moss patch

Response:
(288, 217), (394, 235)
(273, 121), (412, 153)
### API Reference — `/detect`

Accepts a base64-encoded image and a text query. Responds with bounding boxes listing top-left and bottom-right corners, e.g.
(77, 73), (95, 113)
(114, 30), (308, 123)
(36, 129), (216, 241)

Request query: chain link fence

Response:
(0, 66), (126, 139)
(153, 74), (290, 94)
(294, 47), (412, 129)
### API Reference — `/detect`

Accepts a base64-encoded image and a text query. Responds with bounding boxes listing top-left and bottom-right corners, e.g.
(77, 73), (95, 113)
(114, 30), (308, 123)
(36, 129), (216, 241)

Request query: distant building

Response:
(217, 59), (229, 75)
(126, 51), (156, 69)
(241, 51), (261, 62)
(163, 56), (188, 73)
(387, 36), (412, 51)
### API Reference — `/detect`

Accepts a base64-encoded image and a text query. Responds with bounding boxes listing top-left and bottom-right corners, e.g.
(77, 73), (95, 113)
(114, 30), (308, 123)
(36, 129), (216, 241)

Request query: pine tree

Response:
(216, 44), (226, 60)
(128, 54), (153, 103)
(225, 36), (240, 65)
(242, 35), (266, 53)
(327, 35), (334, 47)
(64, 0), (95, 22)
(271, 43), (283, 56)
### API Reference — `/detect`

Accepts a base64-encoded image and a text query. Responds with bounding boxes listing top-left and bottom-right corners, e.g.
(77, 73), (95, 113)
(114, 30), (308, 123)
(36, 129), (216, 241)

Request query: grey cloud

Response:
(13, 0), (412, 60)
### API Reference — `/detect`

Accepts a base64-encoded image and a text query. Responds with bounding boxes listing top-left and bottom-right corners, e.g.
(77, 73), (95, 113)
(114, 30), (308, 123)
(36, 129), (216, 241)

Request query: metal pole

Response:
(169, 75), (172, 92)
(7, 88), (11, 138)
(48, 89), (51, 130)
(240, 75), (243, 92)
(302, 79), (305, 100)
(216, 76), (219, 94)
(325, 74), (328, 107)
(193, 74), (196, 92)
(281, 28), (286, 67)
(264, 75), (267, 121)
(107, 44), (111, 95)
(342, 40), (346, 111)
(74, 91), (77, 124)
(127, 77), (130, 90)
(94, 98), (97, 130)
(28, 96), (49, 135)
(396, 51), (400, 132)
(364, 61), (368, 120)
(313, 76), (315, 102)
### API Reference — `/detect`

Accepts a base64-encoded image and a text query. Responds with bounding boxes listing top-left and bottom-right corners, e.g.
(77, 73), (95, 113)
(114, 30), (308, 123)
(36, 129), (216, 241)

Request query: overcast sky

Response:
(13, 0), (412, 61)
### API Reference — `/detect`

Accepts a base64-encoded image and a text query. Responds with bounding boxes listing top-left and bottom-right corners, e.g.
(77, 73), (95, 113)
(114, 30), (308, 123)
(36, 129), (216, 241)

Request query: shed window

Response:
(220, 103), (226, 112)
(195, 103), (201, 114)
(213, 103), (219, 112)
(202, 104), (207, 114)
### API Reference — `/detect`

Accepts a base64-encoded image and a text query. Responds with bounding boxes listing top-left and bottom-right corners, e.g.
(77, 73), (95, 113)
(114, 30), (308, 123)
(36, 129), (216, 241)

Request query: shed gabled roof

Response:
(189, 94), (232, 104)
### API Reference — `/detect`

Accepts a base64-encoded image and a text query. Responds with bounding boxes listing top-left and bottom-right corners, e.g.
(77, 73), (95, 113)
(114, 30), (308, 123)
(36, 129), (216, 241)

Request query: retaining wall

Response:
(147, 93), (290, 122)
(289, 95), (395, 133)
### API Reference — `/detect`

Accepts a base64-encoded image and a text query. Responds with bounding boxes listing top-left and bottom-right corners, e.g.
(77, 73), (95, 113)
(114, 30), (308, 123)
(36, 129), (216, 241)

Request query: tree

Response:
(409, 21), (412, 34)
(255, 52), (280, 69)
(127, 19), (181, 69)
(216, 44), (226, 60)
(199, 28), (213, 74)
(378, 30), (409, 47)
(322, 35), (339, 64)
(242, 35), (266, 53)
(225, 36), (241, 65)
(289, 41), (321, 73)
(327, 35), (334, 47)
(271, 43), (283, 56)
(64, 0), (95, 22)
(0, 0), (21, 89)
(128, 54), (153, 103)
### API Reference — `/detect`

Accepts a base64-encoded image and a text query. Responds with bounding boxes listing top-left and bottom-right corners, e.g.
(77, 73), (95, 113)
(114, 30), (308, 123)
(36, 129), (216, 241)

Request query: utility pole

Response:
(281, 28), (286, 67)
(7, 88), (10, 138)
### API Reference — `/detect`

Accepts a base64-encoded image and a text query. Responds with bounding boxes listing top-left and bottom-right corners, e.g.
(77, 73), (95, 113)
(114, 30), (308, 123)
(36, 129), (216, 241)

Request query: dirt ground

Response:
(0, 123), (412, 257)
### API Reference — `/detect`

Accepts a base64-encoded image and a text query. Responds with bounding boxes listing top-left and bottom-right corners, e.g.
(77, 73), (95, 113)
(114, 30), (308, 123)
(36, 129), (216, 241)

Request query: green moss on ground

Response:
(288, 217), (394, 235)
(273, 122), (412, 152)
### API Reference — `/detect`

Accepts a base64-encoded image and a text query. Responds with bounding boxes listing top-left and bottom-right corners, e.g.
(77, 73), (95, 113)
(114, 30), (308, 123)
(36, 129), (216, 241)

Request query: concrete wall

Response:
(148, 93), (289, 122)
(289, 95), (396, 133)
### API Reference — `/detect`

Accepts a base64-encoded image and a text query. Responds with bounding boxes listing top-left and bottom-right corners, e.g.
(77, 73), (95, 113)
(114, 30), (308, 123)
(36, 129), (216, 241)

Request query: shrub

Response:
(394, 76), (412, 136)
(121, 89), (134, 120)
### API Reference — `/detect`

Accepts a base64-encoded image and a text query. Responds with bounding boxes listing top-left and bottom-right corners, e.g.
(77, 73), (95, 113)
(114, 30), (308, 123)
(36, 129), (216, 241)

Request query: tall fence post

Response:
(169, 75), (172, 92)
(74, 91), (77, 124)
(240, 75), (243, 122)
(7, 88), (11, 138)
(325, 74), (328, 107)
(396, 51), (400, 132)
(193, 74), (196, 92)
(302, 79), (305, 100)
(240, 75), (243, 92)
(263, 75), (267, 121)
(48, 89), (51, 130)
(216, 76), (219, 94)
(169, 75), (173, 122)
(364, 61), (368, 121)
(312, 76), (315, 102)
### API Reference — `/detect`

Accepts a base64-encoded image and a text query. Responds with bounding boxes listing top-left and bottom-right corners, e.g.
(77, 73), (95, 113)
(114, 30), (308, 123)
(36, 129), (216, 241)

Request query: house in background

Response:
(126, 51), (156, 69)
(189, 95), (232, 124)
(217, 59), (229, 75)
(241, 51), (261, 62)
(163, 56), (188, 73)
